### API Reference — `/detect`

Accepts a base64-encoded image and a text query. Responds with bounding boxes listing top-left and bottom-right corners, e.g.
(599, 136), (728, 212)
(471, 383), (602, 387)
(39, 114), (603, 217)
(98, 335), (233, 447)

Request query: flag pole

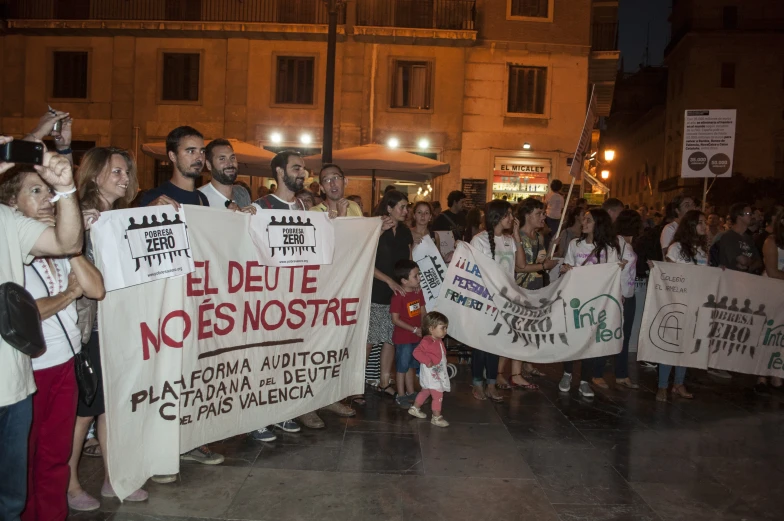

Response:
(549, 177), (575, 258)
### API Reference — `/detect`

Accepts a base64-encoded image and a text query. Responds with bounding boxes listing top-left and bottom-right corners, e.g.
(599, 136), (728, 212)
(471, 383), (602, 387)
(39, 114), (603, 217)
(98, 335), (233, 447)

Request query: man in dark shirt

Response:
(718, 202), (763, 273)
(140, 126), (210, 207)
(431, 190), (467, 241)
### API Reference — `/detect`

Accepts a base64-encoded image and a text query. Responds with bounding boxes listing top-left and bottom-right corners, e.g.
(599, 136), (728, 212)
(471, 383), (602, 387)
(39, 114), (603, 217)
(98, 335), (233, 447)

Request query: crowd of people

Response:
(1, 110), (783, 520)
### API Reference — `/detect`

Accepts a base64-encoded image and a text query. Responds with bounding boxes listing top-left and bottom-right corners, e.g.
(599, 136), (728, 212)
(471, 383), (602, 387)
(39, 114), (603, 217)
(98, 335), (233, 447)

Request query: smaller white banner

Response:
(434, 231), (456, 258)
(412, 236), (448, 308)
(249, 210), (335, 266)
(91, 206), (195, 291)
(680, 109), (736, 178)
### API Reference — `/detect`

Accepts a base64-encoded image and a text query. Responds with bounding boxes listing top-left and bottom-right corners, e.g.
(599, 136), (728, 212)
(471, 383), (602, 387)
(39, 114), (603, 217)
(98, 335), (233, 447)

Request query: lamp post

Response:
(322, 0), (346, 164)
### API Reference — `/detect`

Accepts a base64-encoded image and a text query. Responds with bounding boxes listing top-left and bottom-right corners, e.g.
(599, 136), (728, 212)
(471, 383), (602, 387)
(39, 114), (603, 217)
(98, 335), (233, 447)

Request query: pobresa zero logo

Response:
(124, 213), (191, 271)
(266, 215), (317, 257)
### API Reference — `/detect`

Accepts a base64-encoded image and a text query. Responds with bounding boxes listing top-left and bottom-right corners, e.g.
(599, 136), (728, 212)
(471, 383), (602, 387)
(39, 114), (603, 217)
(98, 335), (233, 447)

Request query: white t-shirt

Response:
(666, 242), (708, 265)
(24, 258), (82, 371)
(660, 221), (678, 250)
(198, 182), (251, 209)
(0, 205), (49, 406)
(619, 240), (637, 299)
(564, 237), (621, 267)
(544, 191), (565, 219)
(470, 231), (518, 279)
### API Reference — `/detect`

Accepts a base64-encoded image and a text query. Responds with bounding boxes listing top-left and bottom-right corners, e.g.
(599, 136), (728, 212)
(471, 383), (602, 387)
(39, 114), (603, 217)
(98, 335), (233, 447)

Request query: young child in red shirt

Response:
(409, 311), (450, 427)
(390, 260), (425, 408)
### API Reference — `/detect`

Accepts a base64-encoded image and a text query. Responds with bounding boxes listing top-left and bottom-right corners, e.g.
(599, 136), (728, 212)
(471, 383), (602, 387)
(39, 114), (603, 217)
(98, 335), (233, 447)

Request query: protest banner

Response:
(91, 206), (195, 291)
(249, 210), (335, 266)
(412, 236), (447, 308)
(434, 230), (456, 259)
(433, 242), (623, 362)
(94, 207), (380, 500)
(638, 262), (784, 377)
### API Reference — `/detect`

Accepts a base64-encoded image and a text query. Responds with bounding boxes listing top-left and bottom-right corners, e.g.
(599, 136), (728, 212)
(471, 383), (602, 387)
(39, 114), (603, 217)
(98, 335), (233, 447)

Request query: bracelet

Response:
(49, 186), (77, 203)
(56, 147), (73, 155)
(413, 327), (419, 334)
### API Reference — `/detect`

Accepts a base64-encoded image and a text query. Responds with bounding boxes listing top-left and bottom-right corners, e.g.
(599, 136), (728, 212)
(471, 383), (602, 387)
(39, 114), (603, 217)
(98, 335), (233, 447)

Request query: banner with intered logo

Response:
(93, 207), (379, 500)
(638, 262), (784, 376)
(249, 210), (334, 266)
(412, 236), (447, 308)
(91, 206), (195, 291)
(433, 242), (623, 362)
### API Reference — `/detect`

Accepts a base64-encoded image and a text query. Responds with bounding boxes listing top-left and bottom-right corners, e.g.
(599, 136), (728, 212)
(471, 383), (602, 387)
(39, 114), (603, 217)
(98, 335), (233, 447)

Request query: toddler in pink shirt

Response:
(409, 311), (450, 427)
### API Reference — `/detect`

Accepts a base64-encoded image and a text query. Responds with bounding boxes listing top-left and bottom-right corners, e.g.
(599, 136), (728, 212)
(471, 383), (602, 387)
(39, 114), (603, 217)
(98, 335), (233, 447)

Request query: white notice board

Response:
(680, 109), (736, 178)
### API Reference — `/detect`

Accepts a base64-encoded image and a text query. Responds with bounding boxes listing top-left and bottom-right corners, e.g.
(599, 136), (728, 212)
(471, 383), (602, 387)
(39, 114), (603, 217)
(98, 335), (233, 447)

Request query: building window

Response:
(162, 53), (200, 101)
(723, 6), (738, 30)
(275, 56), (315, 105)
(507, 65), (547, 115)
(52, 51), (88, 99)
(720, 62), (735, 88)
(391, 60), (432, 110)
(509, 0), (550, 19)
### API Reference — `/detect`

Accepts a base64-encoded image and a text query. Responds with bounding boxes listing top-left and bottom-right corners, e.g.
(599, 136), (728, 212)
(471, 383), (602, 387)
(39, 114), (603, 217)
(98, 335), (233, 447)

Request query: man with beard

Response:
(198, 139), (253, 210)
(141, 126), (210, 207)
(254, 150), (307, 210)
(140, 127), (224, 479)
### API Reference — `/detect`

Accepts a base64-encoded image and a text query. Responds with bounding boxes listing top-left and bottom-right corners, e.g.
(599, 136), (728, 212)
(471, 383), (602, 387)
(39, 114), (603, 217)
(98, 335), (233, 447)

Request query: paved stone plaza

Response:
(68, 357), (783, 521)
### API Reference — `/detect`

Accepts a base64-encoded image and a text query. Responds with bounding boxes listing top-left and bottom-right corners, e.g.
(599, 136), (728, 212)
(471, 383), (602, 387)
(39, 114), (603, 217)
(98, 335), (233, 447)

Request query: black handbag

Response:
(0, 281), (47, 357)
(31, 265), (98, 407)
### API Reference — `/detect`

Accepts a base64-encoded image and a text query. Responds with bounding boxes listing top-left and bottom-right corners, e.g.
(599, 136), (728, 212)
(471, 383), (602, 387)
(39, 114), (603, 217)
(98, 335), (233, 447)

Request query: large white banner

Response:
(94, 208), (379, 500)
(638, 262), (784, 376)
(412, 236), (447, 308)
(434, 243), (623, 362)
(91, 206), (195, 291)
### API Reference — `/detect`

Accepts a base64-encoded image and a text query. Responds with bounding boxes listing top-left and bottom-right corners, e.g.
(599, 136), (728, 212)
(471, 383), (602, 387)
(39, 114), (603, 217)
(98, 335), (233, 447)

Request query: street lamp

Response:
(600, 169), (610, 180)
(604, 149), (616, 162)
(270, 132), (283, 144)
(387, 137), (400, 148)
(523, 142), (532, 150)
(418, 138), (429, 150)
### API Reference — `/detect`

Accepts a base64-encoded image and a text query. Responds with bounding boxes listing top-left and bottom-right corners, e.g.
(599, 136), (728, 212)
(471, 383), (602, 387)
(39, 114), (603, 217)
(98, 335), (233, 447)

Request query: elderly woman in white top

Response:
(0, 167), (105, 521)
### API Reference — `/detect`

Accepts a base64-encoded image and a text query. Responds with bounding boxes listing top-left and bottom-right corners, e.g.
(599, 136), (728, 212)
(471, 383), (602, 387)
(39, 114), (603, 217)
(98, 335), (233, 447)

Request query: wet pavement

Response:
(68, 355), (784, 521)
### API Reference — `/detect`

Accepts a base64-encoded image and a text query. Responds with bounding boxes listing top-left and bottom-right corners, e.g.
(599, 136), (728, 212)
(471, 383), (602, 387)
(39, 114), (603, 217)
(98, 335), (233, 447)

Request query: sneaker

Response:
(558, 373), (572, 393)
(431, 415), (449, 428)
(578, 381), (594, 398)
(639, 361), (658, 370)
(408, 405), (427, 419)
(249, 427), (277, 442)
(180, 445), (224, 465)
(101, 482), (148, 502)
(67, 490), (100, 511)
(754, 382), (772, 397)
(395, 394), (412, 409)
(274, 419), (302, 433)
(321, 401), (356, 417)
(708, 369), (732, 379)
(298, 411), (325, 429)
(150, 474), (177, 484)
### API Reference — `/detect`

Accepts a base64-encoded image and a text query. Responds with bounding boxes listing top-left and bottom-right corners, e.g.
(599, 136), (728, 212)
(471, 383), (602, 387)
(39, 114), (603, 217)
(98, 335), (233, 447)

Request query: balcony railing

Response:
(591, 22), (618, 51)
(357, 0), (475, 31)
(6, 0), (345, 24)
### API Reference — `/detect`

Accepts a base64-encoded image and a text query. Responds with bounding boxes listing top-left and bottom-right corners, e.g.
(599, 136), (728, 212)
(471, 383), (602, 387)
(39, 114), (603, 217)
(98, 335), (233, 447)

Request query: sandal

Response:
(523, 365), (544, 377)
(376, 384), (396, 398)
(472, 385), (487, 401)
(496, 375), (511, 390)
(509, 374), (539, 391)
(672, 384), (693, 399)
(82, 440), (102, 458)
(487, 391), (504, 403)
(591, 377), (609, 389)
(616, 378), (640, 390)
(349, 395), (367, 406)
(656, 388), (668, 402)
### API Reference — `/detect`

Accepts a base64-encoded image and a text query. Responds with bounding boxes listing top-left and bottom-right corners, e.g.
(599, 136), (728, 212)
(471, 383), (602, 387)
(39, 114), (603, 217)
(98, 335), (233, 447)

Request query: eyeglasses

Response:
(321, 176), (344, 185)
(741, 211), (752, 216)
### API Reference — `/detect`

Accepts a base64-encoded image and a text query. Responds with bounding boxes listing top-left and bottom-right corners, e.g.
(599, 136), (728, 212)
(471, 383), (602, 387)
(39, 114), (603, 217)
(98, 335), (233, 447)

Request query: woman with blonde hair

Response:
(67, 147), (148, 510)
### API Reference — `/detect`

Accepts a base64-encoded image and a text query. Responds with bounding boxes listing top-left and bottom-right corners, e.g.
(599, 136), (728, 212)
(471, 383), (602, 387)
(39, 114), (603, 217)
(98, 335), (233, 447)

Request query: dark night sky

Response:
(618, 0), (671, 71)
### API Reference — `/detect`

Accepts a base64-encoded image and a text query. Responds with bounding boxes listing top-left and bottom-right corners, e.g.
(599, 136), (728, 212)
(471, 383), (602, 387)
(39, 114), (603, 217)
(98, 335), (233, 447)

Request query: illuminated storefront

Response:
(492, 157), (551, 201)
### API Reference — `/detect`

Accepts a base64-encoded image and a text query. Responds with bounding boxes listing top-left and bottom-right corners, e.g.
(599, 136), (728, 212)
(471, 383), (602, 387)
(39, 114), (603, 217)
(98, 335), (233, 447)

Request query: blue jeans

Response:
(472, 348), (498, 386)
(395, 343), (420, 373)
(659, 365), (687, 388)
(0, 395), (33, 521)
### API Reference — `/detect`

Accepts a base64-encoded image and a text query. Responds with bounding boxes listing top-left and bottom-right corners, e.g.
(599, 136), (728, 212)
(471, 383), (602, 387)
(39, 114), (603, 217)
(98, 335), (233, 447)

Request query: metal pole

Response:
(702, 177), (708, 212)
(322, 0), (342, 164)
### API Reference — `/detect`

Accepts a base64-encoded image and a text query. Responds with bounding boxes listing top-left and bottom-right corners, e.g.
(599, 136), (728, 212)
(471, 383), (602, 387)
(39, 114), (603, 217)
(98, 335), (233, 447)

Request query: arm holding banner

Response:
(512, 218), (527, 272)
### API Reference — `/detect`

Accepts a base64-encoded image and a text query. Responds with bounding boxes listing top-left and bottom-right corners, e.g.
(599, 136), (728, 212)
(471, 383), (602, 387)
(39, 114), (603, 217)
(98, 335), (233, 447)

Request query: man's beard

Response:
(177, 159), (203, 179)
(282, 172), (304, 192)
(212, 167), (237, 185)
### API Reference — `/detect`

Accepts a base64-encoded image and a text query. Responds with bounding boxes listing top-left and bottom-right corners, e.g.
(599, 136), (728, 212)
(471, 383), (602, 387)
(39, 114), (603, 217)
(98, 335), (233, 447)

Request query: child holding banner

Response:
(409, 312), (451, 427)
(390, 260), (426, 407)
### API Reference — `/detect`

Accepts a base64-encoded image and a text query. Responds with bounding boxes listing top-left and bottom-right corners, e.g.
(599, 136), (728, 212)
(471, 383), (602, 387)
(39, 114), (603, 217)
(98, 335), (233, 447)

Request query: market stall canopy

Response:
(303, 144), (450, 183)
(141, 139), (276, 177)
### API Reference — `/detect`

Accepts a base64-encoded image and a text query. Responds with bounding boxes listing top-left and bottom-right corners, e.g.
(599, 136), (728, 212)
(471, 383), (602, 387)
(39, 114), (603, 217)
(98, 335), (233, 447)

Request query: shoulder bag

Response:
(0, 281), (46, 357)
